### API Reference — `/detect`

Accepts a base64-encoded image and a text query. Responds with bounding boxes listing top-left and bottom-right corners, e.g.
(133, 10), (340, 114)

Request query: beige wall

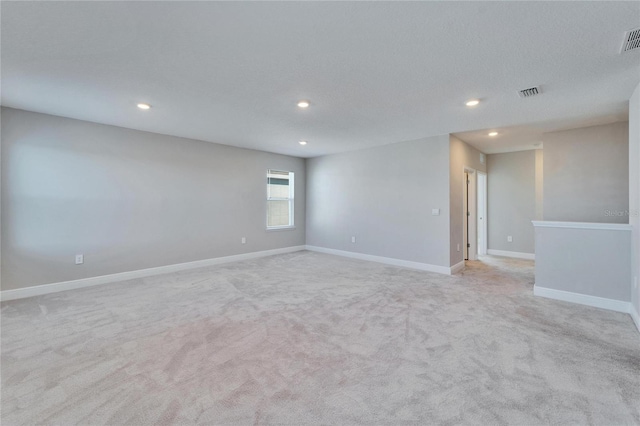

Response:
(449, 135), (486, 265)
(1, 108), (306, 291)
(543, 122), (629, 223)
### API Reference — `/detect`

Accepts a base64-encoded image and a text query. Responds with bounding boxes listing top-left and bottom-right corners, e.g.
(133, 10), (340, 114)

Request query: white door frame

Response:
(477, 171), (488, 256)
(463, 167), (478, 261)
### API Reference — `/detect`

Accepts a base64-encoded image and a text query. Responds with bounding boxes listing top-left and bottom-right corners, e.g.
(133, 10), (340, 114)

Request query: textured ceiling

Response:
(2, 1), (639, 157)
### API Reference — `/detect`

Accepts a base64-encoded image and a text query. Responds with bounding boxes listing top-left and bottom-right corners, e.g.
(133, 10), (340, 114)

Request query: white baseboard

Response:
(305, 245), (453, 275)
(450, 260), (466, 274)
(631, 303), (640, 333)
(487, 249), (535, 260)
(533, 285), (630, 314)
(0, 246), (306, 302)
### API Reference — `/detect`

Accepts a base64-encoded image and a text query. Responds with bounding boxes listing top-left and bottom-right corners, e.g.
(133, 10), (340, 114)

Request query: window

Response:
(267, 170), (294, 229)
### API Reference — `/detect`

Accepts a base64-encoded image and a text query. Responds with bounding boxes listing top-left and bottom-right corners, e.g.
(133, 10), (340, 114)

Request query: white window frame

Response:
(266, 169), (295, 230)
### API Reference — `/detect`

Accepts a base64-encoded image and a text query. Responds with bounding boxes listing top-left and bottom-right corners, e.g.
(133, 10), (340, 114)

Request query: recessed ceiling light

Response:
(297, 100), (310, 108)
(465, 99), (480, 107)
(137, 103), (151, 110)
(298, 141), (308, 145)
(488, 131), (498, 137)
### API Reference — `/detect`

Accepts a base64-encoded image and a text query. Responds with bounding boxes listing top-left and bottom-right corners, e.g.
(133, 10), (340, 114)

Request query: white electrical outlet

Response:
(241, 237), (246, 244)
(351, 236), (356, 243)
(75, 254), (84, 265)
(507, 236), (513, 243)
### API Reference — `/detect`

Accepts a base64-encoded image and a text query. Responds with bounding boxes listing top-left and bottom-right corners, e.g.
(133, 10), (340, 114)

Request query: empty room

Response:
(1, 1), (640, 425)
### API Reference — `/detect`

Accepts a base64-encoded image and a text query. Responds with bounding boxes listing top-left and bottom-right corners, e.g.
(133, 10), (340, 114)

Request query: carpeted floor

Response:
(1, 251), (639, 425)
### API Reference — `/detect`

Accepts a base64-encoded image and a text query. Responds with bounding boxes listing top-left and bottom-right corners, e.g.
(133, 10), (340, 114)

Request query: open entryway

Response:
(463, 168), (477, 261)
(463, 168), (487, 261)
(477, 171), (487, 256)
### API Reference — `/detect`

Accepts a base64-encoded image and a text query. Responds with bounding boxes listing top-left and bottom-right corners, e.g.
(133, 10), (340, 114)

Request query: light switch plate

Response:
(432, 208), (440, 216)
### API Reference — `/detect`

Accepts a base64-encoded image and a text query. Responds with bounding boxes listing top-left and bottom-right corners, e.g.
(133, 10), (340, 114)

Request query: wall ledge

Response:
(532, 221), (632, 231)
(0, 246), (306, 302)
(305, 245), (453, 275)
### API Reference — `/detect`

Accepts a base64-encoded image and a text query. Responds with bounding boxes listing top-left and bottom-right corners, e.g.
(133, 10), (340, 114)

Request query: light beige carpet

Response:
(1, 251), (639, 425)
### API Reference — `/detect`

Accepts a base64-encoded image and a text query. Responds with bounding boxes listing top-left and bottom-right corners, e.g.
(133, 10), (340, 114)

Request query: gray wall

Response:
(534, 224), (631, 302)
(535, 149), (543, 221)
(487, 150), (537, 254)
(306, 135), (451, 267)
(449, 135), (486, 265)
(630, 83), (640, 322)
(1, 108), (305, 291)
(543, 122), (629, 223)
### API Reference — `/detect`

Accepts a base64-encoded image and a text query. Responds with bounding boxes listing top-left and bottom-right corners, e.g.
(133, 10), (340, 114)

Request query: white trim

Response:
(531, 221), (632, 231)
(533, 285), (630, 314)
(487, 249), (535, 260)
(450, 261), (466, 274)
(0, 246), (306, 302)
(305, 245), (454, 275)
(265, 226), (296, 232)
(631, 303), (640, 333)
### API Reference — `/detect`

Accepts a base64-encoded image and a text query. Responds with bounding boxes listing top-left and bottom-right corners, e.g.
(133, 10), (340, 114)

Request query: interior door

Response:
(463, 169), (478, 261)
(463, 171), (469, 260)
(477, 172), (487, 255)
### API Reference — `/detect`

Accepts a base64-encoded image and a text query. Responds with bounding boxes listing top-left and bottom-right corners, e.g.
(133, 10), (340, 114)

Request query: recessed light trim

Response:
(297, 100), (310, 108)
(298, 141), (308, 145)
(465, 99), (480, 107)
(137, 103), (151, 110)
(488, 131), (498, 137)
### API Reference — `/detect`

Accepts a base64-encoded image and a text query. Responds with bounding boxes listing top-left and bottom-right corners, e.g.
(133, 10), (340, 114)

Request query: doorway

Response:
(477, 171), (487, 256)
(463, 168), (477, 261)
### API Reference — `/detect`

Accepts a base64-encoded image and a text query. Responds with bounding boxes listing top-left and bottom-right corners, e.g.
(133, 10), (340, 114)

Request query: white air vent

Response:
(621, 27), (640, 53)
(518, 86), (540, 98)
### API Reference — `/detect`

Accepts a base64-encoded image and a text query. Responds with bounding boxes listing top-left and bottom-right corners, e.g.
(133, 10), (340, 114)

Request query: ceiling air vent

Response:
(518, 86), (541, 98)
(621, 27), (640, 53)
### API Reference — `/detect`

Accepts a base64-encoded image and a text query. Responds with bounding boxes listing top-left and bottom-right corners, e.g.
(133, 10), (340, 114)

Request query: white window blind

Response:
(267, 170), (294, 228)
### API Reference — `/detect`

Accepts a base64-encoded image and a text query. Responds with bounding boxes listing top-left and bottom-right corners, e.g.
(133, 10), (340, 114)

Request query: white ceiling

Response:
(453, 110), (630, 154)
(2, 1), (639, 158)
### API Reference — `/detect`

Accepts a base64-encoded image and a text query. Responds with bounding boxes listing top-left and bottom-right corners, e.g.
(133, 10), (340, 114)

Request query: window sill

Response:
(266, 226), (296, 232)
